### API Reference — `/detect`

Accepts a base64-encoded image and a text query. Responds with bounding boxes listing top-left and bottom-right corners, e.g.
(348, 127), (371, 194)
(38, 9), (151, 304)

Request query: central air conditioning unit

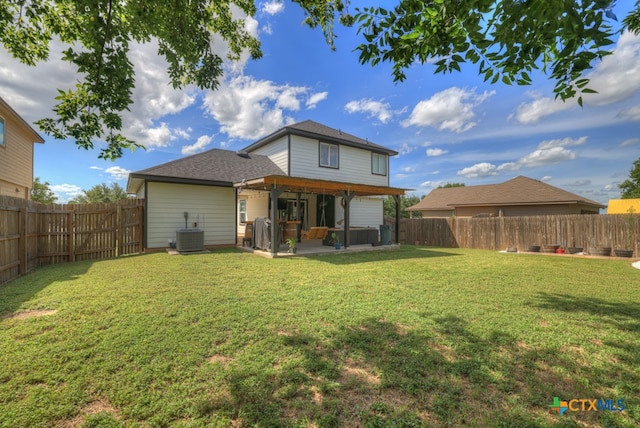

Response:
(175, 229), (204, 252)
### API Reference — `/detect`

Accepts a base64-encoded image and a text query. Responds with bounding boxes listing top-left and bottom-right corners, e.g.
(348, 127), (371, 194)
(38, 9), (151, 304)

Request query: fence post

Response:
(19, 207), (27, 275)
(67, 205), (75, 263)
(117, 201), (123, 256)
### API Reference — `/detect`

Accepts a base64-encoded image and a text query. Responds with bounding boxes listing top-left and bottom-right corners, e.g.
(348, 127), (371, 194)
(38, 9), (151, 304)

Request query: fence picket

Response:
(401, 215), (639, 255)
(0, 196), (144, 285)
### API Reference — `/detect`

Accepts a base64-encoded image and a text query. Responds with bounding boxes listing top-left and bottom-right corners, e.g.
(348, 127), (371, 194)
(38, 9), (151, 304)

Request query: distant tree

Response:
(384, 195), (422, 218)
(619, 157), (640, 199)
(70, 183), (129, 204)
(437, 183), (466, 189)
(31, 177), (57, 204)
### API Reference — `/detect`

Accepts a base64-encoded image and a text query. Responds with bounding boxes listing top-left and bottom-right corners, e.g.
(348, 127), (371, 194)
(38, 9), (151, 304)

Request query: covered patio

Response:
(235, 175), (406, 257)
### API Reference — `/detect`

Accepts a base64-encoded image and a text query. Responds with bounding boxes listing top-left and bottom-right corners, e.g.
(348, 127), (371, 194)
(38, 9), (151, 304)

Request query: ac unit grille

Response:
(176, 229), (204, 252)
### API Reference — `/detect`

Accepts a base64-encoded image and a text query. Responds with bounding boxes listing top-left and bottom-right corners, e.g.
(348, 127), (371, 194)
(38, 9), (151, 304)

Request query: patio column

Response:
(393, 195), (401, 244)
(296, 192), (301, 242)
(339, 190), (355, 248)
(270, 185), (286, 257)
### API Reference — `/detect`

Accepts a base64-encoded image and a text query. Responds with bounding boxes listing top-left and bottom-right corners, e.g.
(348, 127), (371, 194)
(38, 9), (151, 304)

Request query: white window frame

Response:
(372, 153), (387, 176)
(319, 142), (339, 169)
(239, 199), (247, 223)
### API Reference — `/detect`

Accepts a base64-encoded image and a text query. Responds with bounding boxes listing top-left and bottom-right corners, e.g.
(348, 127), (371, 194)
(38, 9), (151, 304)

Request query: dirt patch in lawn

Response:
(2, 309), (58, 320)
(208, 354), (233, 367)
(60, 399), (121, 427)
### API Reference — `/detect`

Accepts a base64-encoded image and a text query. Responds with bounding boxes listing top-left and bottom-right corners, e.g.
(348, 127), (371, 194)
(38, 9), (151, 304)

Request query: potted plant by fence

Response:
(330, 232), (342, 250)
(615, 207), (635, 258)
(286, 237), (297, 254)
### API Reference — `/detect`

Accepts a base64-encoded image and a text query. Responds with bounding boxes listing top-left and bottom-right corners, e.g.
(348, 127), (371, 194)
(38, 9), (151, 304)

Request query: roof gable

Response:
(0, 97), (44, 144)
(127, 148), (285, 193)
(408, 176), (605, 211)
(242, 120), (398, 155)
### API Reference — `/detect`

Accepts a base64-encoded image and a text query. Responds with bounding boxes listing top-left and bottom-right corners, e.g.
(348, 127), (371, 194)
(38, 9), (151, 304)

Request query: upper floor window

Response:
(0, 116), (5, 146)
(319, 142), (339, 168)
(372, 153), (387, 175)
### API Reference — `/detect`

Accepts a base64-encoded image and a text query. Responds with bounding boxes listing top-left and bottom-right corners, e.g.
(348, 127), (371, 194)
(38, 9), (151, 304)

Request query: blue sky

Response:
(1, 1), (639, 205)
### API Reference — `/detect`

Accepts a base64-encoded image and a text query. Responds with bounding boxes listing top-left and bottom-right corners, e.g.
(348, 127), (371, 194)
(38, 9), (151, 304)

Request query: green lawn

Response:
(1, 247), (639, 427)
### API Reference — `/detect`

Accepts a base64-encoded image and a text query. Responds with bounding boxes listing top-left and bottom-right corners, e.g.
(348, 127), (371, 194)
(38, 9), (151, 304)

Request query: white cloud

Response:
(262, 1), (284, 15)
(620, 137), (640, 147)
(541, 176), (553, 181)
(402, 166), (416, 173)
(398, 143), (416, 156)
(426, 148), (448, 157)
(344, 98), (394, 123)
(419, 180), (447, 188)
(105, 166), (132, 181)
(50, 184), (83, 202)
(512, 92), (572, 124)
(141, 122), (174, 150)
(202, 75), (307, 140)
(458, 136), (585, 177)
(89, 166), (103, 170)
(182, 135), (213, 155)
(513, 32), (640, 124)
(457, 162), (499, 178)
(537, 136), (587, 150)
(619, 105), (640, 121)
(306, 92), (328, 109)
(402, 87), (495, 132)
(174, 127), (192, 140)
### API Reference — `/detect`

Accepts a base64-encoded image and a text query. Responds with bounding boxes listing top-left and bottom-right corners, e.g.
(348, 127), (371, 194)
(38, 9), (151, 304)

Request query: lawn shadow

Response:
(212, 315), (637, 426)
(310, 246), (463, 265)
(0, 260), (94, 318)
(533, 292), (640, 332)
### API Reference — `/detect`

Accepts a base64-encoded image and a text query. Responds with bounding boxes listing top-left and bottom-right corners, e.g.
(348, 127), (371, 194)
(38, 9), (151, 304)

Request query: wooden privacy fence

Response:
(400, 215), (640, 254)
(0, 196), (144, 285)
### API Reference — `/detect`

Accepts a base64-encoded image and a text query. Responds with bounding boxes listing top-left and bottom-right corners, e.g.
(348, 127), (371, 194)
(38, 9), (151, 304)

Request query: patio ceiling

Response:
(236, 175), (407, 197)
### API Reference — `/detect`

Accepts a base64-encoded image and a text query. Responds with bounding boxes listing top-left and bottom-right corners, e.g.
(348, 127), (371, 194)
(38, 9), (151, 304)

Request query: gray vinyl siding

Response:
(146, 182), (235, 248)
(288, 135), (389, 186)
(249, 137), (288, 173)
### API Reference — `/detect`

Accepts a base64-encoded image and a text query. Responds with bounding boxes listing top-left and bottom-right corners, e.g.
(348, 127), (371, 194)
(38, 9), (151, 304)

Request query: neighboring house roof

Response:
(0, 97), (45, 143)
(407, 176), (606, 211)
(607, 199), (640, 214)
(242, 119), (399, 156)
(126, 149), (285, 193)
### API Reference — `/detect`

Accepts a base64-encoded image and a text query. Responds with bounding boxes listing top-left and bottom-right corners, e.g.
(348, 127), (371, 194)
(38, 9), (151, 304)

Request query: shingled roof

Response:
(407, 176), (605, 211)
(242, 120), (399, 156)
(126, 149), (285, 193)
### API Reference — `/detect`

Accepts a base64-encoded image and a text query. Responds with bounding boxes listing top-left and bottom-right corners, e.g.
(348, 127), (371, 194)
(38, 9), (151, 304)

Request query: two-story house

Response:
(0, 97), (45, 199)
(126, 120), (405, 254)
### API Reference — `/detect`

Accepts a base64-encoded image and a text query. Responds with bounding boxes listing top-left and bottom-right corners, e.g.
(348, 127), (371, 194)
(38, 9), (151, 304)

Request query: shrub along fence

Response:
(400, 214), (639, 254)
(0, 196), (144, 285)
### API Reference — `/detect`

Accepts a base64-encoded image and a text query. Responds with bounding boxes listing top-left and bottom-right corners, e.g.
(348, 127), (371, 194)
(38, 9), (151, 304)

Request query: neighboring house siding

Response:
(288, 135), (389, 186)
(250, 137), (288, 174)
(146, 182), (236, 248)
(498, 205), (571, 217)
(0, 111), (35, 198)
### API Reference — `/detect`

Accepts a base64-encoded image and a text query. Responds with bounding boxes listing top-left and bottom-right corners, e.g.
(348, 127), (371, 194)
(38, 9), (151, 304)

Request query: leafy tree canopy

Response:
(70, 182), (129, 204)
(0, 0), (260, 160)
(2, 1), (638, 159)
(384, 195), (422, 218)
(619, 157), (640, 199)
(31, 177), (57, 204)
(437, 183), (465, 188)
(301, 0), (640, 107)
